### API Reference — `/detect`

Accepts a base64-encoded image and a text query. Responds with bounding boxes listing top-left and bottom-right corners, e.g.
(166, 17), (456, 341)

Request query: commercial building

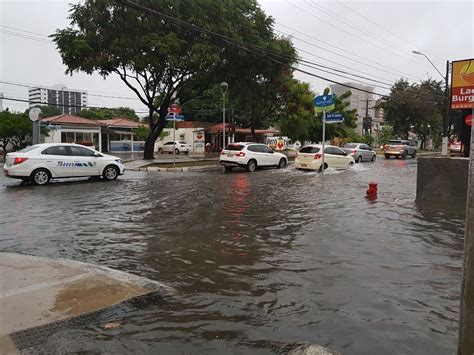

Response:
(28, 86), (87, 115)
(329, 83), (377, 135)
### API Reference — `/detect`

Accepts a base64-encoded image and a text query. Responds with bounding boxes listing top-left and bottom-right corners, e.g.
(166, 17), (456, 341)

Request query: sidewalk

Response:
(0, 253), (171, 353)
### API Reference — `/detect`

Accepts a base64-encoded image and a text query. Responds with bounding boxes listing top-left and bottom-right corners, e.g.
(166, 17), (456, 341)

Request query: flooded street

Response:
(0, 159), (465, 354)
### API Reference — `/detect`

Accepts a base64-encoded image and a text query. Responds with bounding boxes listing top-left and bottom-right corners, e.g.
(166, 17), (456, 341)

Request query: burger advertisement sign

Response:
(451, 59), (474, 109)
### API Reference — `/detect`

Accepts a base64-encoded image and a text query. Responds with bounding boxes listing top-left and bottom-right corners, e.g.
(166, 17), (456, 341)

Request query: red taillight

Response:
(13, 157), (29, 165)
(314, 153), (322, 160)
(351, 149), (357, 154)
(236, 152), (246, 157)
(221, 150), (225, 155)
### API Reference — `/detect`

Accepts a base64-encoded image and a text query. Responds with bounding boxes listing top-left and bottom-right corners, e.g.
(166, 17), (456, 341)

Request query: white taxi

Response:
(295, 144), (355, 172)
(3, 143), (125, 185)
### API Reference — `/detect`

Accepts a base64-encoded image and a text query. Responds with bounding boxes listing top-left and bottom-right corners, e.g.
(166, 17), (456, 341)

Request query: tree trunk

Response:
(143, 106), (168, 160)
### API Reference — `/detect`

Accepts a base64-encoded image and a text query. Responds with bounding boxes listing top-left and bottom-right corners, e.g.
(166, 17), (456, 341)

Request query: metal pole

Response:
(459, 110), (474, 354)
(32, 122), (39, 145)
(442, 60), (450, 156)
(173, 112), (176, 167)
(222, 93), (226, 150)
(322, 110), (326, 176)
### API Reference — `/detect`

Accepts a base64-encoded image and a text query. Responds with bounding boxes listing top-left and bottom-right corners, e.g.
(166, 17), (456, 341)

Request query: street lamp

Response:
(412, 50), (450, 156)
(219, 82), (228, 149)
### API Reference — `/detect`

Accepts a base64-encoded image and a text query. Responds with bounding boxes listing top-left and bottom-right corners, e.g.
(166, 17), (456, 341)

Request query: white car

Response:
(220, 142), (288, 172)
(158, 141), (191, 154)
(295, 144), (355, 172)
(3, 143), (125, 185)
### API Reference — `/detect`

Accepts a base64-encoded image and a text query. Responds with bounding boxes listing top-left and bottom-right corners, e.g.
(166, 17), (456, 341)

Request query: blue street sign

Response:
(325, 112), (344, 123)
(165, 114), (184, 121)
(314, 94), (335, 108)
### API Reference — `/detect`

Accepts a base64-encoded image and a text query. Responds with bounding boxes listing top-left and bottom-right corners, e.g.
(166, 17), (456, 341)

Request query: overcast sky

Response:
(0, 0), (472, 115)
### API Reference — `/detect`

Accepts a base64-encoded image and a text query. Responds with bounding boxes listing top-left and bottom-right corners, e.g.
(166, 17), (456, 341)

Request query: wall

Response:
(416, 157), (469, 213)
(155, 127), (205, 153)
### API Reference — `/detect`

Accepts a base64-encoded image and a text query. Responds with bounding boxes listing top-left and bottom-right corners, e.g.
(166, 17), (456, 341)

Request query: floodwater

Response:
(0, 158), (465, 354)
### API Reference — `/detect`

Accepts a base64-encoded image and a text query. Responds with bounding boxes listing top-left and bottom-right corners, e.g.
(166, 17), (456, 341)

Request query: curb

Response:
(137, 165), (221, 172)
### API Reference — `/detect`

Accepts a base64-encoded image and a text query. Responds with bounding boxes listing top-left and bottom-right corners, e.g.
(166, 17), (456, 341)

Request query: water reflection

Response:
(0, 161), (465, 354)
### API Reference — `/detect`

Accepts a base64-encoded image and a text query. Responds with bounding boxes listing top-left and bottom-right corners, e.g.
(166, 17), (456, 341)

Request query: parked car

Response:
(3, 143), (125, 185)
(220, 142), (288, 172)
(295, 144), (355, 172)
(158, 141), (191, 154)
(449, 140), (462, 154)
(342, 143), (376, 162)
(383, 139), (417, 159)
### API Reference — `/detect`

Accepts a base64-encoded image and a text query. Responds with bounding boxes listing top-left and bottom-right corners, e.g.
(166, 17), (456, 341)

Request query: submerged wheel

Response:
(103, 165), (119, 181)
(356, 156), (362, 163)
(384, 154), (390, 159)
(31, 169), (51, 186)
(371, 155), (376, 162)
(246, 159), (257, 172)
(319, 163), (328, 173)
(223, 166), (233, 172)
(278, 158), (287, 169)
(412, 150), (417, 158)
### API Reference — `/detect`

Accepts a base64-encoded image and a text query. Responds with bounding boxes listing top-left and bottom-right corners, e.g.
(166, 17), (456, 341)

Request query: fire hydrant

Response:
(367, 181), (378, 198)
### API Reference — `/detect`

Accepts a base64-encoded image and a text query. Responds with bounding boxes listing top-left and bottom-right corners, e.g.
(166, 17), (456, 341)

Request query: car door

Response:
(40, 145), (74, 177)
(260, 145), (279, 166)
(247, 145), (265, 165)
(323, 147), (338, 168)
(69, 146), (102, 177)
(360, 145), (370, 161)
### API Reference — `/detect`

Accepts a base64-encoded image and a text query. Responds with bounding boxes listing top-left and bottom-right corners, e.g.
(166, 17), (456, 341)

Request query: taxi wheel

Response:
(103, 165), (119, 181)
(31, 169), (51, 186)
(371, 155), (376, 162)
(357, 156), (362, 163)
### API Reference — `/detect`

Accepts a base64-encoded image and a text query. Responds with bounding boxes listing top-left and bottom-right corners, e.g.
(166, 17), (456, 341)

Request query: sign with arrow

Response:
(325, 112), (344, 124)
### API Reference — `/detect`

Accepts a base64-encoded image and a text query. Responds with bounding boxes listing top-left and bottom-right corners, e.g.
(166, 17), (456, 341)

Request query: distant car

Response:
(158, 141), (191, 154)
(342, 143), (376, 163)
(383, 139), (417, 159)
(295, 144), (355, 172)
(220, 142), (288, 172)
(449, 141), (462, 153)
(3, 143), (125, 185)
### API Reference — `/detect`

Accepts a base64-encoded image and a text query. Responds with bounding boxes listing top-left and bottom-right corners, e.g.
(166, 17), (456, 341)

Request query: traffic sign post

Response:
(325, 112), (344, 124)
(167, 104), (183, 168)
(29, 107), (41, 145)
(314, 94), (336, 176)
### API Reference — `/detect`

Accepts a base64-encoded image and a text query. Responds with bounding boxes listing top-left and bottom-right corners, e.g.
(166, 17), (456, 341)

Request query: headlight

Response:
(115, 159), (123, 164)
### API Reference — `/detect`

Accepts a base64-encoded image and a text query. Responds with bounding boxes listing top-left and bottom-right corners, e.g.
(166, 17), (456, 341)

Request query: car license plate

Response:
(301, 163), (307, 167)
(227, 154), (233, 157)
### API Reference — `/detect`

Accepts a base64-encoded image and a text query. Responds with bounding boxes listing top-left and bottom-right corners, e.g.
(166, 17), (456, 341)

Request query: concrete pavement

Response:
(0, 253), (172, 352)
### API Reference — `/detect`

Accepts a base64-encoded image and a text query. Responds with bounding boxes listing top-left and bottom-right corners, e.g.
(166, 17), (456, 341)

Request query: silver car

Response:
(342, 143), (376, 163)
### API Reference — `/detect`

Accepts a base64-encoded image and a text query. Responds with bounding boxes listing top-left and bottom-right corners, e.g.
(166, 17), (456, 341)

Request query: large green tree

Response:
(0, 111), (34, 156)
(378, 78), (445, 147)
(52, 0), (295, 159)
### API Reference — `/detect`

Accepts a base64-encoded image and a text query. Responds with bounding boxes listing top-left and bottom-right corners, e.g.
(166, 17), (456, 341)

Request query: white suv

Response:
(3, 143), (125, 185)
(220, 142), (288, 172)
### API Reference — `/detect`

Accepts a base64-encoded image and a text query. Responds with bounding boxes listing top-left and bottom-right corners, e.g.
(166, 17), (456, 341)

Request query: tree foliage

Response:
(0, 111), (34, 155)
(377, 78), (445, 147)
(77, 107), (139, 120)
(52, 0), (295, 158)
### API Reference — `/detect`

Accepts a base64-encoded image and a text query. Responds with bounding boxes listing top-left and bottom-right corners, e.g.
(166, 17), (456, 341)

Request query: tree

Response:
(52, 0), (293, 159)
(377, 78), (445, 146)
(0, 111), (33, 156)
(77, 107), (139, 120)
(25, 105), (62, 118)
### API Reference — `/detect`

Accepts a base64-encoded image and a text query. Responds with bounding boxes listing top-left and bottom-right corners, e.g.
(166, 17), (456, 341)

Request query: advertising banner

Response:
(451, 59), (474, 109)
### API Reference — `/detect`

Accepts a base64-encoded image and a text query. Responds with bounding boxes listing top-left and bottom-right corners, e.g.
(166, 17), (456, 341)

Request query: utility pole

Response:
(459, 108), (474, 354)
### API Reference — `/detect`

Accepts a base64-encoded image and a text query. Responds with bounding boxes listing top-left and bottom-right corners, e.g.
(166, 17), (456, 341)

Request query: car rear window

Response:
(18, 145), (39, 153)
(225, 144), (245, 151)
(299, 146), (320, 154)
(388, 140), (403, 144)
(343, 143), (358, 148)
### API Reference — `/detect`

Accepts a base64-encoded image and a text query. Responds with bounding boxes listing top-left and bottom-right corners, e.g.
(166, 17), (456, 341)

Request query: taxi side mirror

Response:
(93, 152), (101, 157)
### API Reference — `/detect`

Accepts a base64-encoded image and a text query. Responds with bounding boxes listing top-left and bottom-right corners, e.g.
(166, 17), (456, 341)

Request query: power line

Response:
(334, 0), (446, 66)
(0, 29), (53, 45)
(118, 0), (442, 105)
(0, 24), (50, 38)
(304, 0), (433, 68)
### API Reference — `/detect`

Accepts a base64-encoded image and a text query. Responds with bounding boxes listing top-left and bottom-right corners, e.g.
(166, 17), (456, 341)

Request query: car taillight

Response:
(314, 153), (322, 159)
(220, 150), (225, 155)
(236, 152), (246, 157)
(13, 157), (29, 165)
(351, 149), (357, 154)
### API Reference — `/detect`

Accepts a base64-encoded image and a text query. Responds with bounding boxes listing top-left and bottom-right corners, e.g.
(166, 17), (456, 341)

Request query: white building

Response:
(330, 83), (376, 135)
(28, 85), (87, 115)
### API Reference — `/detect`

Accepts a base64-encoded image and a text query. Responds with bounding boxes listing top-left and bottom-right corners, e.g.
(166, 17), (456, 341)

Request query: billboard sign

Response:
(451, 59), (474, 109)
